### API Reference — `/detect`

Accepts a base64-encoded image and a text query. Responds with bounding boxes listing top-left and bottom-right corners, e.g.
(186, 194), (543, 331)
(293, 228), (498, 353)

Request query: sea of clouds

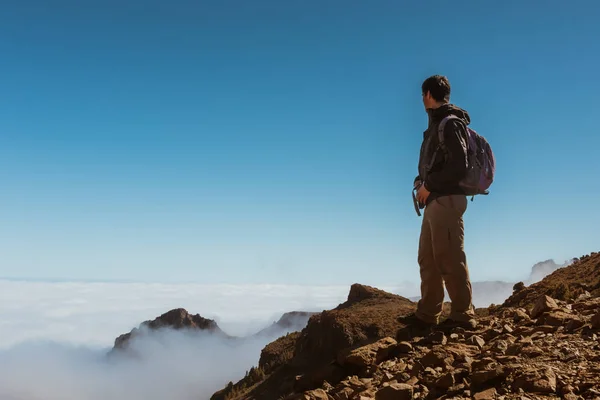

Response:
(0, 266), (566, 400)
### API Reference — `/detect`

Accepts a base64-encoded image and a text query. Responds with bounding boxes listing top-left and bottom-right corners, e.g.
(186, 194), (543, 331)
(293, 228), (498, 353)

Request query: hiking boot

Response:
(439, 318), (478, 331)
(397, 312), (436, 341)
(397, 312), (434, 327)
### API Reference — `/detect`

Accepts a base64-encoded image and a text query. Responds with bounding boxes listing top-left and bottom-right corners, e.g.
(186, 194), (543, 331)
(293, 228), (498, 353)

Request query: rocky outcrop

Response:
(293, 284), (415, 367)
(214, 252), (600, 400)
(253, 311), (319, 338)
(110, 308), (228, 354)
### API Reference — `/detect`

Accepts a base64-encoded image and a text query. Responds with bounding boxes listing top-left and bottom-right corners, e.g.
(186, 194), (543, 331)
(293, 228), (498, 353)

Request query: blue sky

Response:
(0, 0), (598, 287)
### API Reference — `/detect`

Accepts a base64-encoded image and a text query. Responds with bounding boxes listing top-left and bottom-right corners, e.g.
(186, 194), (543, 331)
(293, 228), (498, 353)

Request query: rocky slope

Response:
(213, 252), (600, 400)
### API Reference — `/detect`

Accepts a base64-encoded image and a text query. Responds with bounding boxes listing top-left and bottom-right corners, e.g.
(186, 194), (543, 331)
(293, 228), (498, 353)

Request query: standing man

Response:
(401, 75), (477, 330)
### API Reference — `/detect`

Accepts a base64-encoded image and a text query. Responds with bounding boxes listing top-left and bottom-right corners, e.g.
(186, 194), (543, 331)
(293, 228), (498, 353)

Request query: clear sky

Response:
(1, 0), (598, 286)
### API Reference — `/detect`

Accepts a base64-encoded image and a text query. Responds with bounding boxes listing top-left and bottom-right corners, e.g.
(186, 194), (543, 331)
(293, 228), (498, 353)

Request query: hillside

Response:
(501, 252), (600, 311)
(213, 252), (600, 399)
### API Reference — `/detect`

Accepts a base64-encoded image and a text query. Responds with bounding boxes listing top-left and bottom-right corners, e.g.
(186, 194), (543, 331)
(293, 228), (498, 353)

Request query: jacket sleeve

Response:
(414, 175), (421, 187)
(423, 120), (468, 193)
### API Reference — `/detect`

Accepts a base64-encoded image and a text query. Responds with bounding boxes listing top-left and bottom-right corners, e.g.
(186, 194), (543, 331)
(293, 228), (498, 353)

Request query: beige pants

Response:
(415, 194), (475, 324)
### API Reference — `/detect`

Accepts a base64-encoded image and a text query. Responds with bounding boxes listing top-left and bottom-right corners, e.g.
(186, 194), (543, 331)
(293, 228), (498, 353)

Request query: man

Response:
(401, 75), (477, 330)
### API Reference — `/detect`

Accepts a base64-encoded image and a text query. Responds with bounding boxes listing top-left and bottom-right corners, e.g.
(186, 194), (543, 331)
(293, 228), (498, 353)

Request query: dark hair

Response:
(421, 75), (451, 103)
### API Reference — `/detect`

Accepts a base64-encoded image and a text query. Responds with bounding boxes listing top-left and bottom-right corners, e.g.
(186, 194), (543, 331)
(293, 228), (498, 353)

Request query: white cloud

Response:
(0, 280), (358, 400)
(0, 280), (358, 349)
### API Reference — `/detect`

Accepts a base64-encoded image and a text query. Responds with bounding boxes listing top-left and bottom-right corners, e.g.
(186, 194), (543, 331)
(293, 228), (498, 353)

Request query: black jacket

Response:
(415, 103), (470, 205)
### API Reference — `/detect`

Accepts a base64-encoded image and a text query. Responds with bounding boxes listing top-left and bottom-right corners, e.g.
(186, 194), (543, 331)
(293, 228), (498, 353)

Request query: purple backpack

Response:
(428, 115), (496, 197)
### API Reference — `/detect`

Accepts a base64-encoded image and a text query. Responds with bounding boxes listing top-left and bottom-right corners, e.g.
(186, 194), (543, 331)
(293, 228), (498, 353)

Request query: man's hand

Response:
(416, 183), (431, 204)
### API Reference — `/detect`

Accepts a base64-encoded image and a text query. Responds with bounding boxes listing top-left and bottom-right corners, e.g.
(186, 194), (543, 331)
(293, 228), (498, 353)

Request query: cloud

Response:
(0, 280), (350, 400)
(0, 280), (354, 349)
(0, 326), (300, 400)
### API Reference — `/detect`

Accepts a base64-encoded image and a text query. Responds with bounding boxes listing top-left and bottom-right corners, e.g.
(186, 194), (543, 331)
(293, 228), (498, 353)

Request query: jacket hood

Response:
(427, 103), (471, 126)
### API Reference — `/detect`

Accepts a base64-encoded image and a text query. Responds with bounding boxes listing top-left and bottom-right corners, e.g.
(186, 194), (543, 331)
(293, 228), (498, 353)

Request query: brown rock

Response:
(396, 341), (413, 353)
(302, 389), (330, 400)
(435, 372), (455, 390)
(295, 284), (415, 366)
(330, 387), (354, 400)
(467, 335), (486, 349)
(473, 387), (497, 400)
(111, 308), (227, 353)
(513, 367), (557, 394)
(471, 366), (507, 389)
(420, 349), (454, 369)
(491, 340), (509, 354)
(513, 282), (525, 292)
(541, 311), (581, 327)
(339, 337), (397, 369)
(375, 383), (412, 400)
(531, 295), (559, 319)
(423, 331), (447, 345)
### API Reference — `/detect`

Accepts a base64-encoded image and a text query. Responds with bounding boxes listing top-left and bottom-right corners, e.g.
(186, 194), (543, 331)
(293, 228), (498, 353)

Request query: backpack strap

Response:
(425, 115), (460, 172)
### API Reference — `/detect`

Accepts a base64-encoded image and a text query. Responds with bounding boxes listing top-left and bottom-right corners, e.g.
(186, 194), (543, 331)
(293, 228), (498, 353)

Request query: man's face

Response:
(422, 91), (433, 109)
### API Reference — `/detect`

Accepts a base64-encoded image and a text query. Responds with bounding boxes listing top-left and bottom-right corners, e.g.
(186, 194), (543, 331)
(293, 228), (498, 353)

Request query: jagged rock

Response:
(473, 387), (497, 400)
(513, 282), (526, 293)
(467, 335), (486, 349)
(513, 367), (557, 393)
(419, 349), (454, 369)
(110, 308), (226, 353)
(375, 382), (412, 400)
(338, 337), (397, 369)
(531, 295), (560, 319)
(539, 310), (581, 327)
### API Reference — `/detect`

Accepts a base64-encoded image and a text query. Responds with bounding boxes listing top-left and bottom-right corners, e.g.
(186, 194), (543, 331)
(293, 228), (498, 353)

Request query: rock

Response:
(423, 331), (447, 345)
(491, 340), (509, 354)
(513, 308), (531, 323)
(330, 387), (353, 400)
(513, 282), (525, 292)
(419, 349), (454, 369)
(540, 311), (581, 327)
(375, 383), (413, 400)
(339, 337), (397, 369)
(473, 387), (497, 400)
(302, 389), (330, 400)
(531, 295), (559, 319)
(111, 308), (227, 353)
(467, 335), (486, 349)
(513, 367), (557, 394)
(294, 284), (415, 365)
(396, 341), (413, 353)
(435, 372), (455, 390)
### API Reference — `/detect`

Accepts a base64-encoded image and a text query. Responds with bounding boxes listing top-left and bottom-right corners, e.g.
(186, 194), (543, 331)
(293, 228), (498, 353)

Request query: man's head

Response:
(421, 75), (451, 110)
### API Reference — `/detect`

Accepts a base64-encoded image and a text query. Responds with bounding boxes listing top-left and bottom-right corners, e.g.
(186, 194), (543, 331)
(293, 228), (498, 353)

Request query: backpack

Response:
(426, 115), (496, 197)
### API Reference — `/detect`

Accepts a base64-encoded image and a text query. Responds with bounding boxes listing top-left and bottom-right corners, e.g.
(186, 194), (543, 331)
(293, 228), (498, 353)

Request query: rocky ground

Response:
(212, 252), (600, 400)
